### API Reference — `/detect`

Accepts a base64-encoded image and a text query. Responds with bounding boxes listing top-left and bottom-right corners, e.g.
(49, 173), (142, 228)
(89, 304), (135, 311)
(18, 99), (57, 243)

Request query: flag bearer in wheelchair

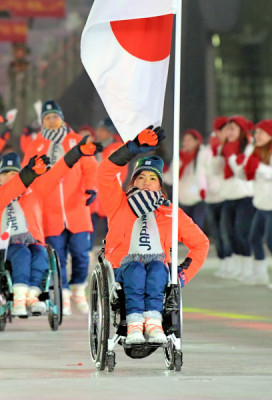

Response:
(0, 137), (102, 317)
(97, 126), (209, 344)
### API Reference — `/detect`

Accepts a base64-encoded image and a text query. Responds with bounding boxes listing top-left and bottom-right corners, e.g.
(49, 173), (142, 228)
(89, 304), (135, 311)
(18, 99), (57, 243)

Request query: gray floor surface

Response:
(0, 250), (272, 400)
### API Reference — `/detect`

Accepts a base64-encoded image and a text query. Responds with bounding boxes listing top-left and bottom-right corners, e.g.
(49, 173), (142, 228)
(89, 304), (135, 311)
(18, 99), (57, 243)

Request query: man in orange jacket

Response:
(23, 100), (99, 315)
(0, 137), (102, 317)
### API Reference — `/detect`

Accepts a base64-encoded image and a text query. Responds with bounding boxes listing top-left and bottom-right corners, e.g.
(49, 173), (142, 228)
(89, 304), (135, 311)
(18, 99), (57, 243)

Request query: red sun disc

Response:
(110, 14), (173, 62)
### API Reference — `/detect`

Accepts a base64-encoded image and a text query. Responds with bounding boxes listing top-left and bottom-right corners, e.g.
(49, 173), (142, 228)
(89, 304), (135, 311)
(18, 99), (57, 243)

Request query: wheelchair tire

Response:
(46, 246), (63, 331)
(163, 283), (183, 371)
(89, 263), (110, 371)
(0, 316), (6, 332)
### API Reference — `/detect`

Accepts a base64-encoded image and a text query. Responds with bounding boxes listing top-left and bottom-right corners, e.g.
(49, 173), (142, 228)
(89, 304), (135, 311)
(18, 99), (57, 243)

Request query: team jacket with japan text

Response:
(22, 131), (97, 236)
(0, 158), (73, 244)
(97, 158), (209, 284)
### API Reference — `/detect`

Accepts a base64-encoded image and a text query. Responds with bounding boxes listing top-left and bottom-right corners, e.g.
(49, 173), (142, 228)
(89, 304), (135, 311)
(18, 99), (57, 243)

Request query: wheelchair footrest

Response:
(123, 342), (168, 359)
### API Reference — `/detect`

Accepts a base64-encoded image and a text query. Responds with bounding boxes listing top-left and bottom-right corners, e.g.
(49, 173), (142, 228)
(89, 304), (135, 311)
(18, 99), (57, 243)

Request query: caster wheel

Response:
(49, 314), (59, 331)
(0, 316), (6, 331)
(107, 352), (116, 372)
(174, 350), (183, 372)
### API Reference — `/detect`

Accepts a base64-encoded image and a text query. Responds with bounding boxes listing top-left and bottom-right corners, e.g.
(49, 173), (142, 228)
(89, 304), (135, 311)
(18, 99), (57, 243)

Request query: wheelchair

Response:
(0, 244), (63, 332)
(88, 247), (183, 372)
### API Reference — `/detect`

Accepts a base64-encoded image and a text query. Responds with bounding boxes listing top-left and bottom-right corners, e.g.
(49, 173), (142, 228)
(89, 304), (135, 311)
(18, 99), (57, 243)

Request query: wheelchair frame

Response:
(88, 247), (183, 372)
(0, 244), (63, 332)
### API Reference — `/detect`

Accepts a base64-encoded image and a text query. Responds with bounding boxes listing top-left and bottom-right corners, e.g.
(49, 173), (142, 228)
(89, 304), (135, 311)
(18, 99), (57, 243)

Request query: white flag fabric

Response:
(0, 230), (10, 251)
(81, 0), (177, 142)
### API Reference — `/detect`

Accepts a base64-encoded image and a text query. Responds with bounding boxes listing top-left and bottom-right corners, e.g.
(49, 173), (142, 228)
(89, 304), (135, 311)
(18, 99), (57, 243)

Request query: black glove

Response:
(19, 155), (51, 187)
(64, 135), (103, 168)
(85, 189), (97, 205)
(109, 126), (166, 166)
(127, 126), (166, 154)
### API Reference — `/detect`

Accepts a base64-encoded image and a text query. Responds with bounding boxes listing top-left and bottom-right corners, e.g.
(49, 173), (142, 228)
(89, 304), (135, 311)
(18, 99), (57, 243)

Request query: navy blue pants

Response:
(46, 229), (90, 289)
(206, 202), (225, 259)
(7, 244), (48, 288)
(114, 261), (169, 315)
(181, 201), (207, 230)
(220, 197), (255, 257)
(249, 209), (272, 260)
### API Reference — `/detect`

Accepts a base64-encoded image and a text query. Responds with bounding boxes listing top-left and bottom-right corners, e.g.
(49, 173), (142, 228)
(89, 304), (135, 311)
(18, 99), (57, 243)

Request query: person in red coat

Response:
(22, 101), (99, 315)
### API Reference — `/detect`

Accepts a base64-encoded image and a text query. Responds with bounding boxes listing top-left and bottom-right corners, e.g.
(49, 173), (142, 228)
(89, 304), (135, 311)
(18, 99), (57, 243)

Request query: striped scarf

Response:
(41, 123), (68, 144)
(41, 124), (69, 165)
(126, 186), (170, 217)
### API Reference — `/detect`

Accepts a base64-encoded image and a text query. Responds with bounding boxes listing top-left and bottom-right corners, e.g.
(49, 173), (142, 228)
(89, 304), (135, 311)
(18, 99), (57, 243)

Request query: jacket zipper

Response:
(59, 180), (68, 228)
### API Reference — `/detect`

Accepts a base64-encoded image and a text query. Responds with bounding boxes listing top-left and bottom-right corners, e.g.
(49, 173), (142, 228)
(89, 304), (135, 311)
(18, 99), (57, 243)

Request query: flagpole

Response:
(171, 0), (182, 285)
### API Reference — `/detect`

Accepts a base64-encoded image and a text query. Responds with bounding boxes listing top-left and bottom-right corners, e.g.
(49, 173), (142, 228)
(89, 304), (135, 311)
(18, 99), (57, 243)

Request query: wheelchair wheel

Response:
(89, 262), (110, 371)
(0, 316), (6, 331)
(46, 245), (63, 331)
(163, 283), (183, 372)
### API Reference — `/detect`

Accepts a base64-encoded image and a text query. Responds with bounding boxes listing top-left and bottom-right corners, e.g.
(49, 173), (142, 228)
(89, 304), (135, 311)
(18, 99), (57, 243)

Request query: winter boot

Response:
(70, 283), (89, 314)
(126, 313), (145, 344)
(26, 287), (46, 315)
(238, 256), (254, 283)
(144, 311), (167, 344)
(62, 288), (72, 316)
(214, 258), (227, 277)
(12, 284), (28, 317)
(242, 260), (270, 285)
(222, 256), (239, 279)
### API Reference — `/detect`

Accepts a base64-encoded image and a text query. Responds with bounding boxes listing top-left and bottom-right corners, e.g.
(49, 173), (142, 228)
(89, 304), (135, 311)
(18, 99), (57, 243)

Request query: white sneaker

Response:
(144, 317), (167, 344)
(70, 284), (89, 314)
(126, 321), (145, 344)
(242, 260), (270, 285)
(12, 284), (28, 317)
(238, 256), (254, 282)
(214, 259), (227, 277)
(62, 289), (72, 316)
(27, 287), (46, 315)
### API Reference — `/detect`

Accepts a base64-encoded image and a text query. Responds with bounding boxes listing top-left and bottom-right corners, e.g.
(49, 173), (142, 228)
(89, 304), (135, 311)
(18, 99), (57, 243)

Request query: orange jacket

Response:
(0, 158), (72, 244)
(90, 141), (128, 217)
(97, 158), (209, 283)
(22, 131), (97, 236)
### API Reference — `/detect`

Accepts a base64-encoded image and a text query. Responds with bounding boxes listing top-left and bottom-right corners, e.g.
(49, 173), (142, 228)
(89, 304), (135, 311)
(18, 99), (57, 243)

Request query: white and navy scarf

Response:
(1, 199), (36, 245)
(126, 186), (170, 217)
(41, 123), (69, 165)
(120, 188), (170, 265)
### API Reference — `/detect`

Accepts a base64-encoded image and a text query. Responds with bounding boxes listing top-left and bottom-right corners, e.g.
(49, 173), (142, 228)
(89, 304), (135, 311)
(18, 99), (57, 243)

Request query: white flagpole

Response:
(171, 0), (182, 284)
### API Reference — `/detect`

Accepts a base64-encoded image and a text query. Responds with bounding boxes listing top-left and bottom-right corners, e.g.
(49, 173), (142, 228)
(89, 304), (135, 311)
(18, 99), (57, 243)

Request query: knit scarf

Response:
(121, 187), (170, 265)
(126, 186), (170, 217)
(179, 149), (197, 179)
(1, 199), (36, 245)
(41, 123), (69, 165)
(222, 140), (240, 179)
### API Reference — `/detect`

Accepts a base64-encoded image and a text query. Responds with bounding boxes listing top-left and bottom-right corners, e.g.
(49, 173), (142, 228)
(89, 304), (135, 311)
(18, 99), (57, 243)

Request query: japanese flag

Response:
(81, 0), (177, 142)
(0, 227), (10, 261)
